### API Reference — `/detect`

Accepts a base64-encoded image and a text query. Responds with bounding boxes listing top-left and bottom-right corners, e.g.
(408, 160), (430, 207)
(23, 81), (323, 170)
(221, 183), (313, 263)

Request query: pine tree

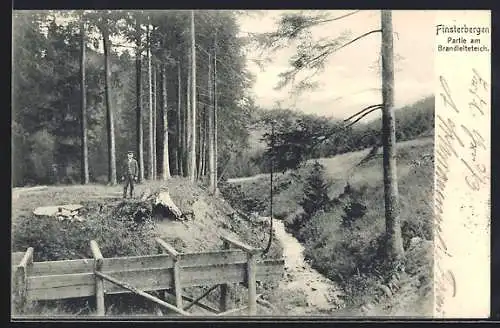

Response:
(300, 161), (330, 218)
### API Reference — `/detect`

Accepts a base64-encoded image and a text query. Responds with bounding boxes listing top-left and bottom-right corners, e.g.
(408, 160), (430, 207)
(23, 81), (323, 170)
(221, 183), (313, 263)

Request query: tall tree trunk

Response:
(80, 18), (89, 184)
(381, 10), (404, 261)
(188, 10), (197, 182)
(102, 25), (117, 185)
(161, 64), (171, 179)
(207, 52), (216, 193)
(171, 70), (179, 177)
(152, 62), (157, 180)
(177, 61), (183, 176)
(156, 66), (163, 178)
(202, 105), (208, 176)
(197, 106), (203, 179)
(213, 35), (218, 194)
(168, 59), (178, 177)
(135, 18), (144, 183)
(185, 63), (191, 178)
(147, 24), (154, 180)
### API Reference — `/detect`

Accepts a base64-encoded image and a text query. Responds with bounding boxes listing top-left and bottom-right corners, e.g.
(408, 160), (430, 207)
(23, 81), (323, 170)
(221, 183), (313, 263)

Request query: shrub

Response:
(401, 218), (432, 250)
(12, 203), (159, 261)
(341, 201), (367, 228)
(299, 161), (330, 218)
(219, 182), (267, 215)
(27, 129), (56, 184)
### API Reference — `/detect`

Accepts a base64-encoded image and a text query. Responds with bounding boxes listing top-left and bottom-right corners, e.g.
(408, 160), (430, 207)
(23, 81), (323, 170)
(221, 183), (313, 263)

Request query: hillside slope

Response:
(11, 178), (283, 316)
(228, 136), (434, 317)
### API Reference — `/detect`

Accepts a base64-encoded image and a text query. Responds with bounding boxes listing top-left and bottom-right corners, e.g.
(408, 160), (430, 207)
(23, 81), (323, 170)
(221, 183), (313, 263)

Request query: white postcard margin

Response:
(434, 10), (491, 318)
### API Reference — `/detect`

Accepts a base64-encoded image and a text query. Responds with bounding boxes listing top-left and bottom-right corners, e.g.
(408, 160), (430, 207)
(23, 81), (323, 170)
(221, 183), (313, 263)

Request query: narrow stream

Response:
(268, 218), (344, 315)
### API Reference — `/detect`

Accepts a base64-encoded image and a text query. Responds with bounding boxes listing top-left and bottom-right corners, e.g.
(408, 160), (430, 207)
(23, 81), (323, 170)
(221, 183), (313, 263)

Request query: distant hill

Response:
(365, 95), (435, 140)
(248, 95), (434, 151)
(227, 96), (434, 178)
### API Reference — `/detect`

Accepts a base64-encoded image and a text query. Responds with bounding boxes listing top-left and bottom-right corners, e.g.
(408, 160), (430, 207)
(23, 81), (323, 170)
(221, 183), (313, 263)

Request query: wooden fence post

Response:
(13, 247), (34, 314)
(219, 239), (230, 312)
(246, 252), (257, 315)
(220, 236), (259, 316)
(90, 240), (105, 316)
(156, 238), (182, 309)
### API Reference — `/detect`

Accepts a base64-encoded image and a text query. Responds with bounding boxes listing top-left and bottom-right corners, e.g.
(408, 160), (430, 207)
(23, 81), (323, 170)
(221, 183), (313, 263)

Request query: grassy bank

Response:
(11, 177), (283, 317)
(225, 137), (434, 316)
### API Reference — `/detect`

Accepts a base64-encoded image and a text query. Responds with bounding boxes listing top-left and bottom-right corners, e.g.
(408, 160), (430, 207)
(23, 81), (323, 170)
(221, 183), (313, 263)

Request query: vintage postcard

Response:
(11, 9), (490, 319)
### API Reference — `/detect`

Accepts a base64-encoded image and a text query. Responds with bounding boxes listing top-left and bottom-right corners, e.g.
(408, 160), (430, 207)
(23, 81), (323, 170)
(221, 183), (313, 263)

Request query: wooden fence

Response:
(11, 236), (284, 316)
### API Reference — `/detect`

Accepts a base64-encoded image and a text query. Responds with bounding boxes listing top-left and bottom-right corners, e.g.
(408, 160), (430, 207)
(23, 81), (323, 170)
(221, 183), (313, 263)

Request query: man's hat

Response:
(127, 151), (134, 155)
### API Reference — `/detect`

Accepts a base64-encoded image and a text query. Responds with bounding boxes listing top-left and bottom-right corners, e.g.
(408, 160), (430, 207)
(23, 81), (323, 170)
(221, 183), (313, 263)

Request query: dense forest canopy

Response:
(12, 10), (255, 186)
(12, 10), (434, 186)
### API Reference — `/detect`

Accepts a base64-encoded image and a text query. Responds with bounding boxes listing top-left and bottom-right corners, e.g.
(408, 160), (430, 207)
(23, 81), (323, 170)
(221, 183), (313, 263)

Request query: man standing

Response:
(122, 151), (139, 198)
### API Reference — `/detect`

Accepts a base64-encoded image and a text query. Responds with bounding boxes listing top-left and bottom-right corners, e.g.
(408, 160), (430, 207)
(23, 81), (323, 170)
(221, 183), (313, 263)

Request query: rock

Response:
(33, 204), (84, 221)
(377, 284), (392, 298)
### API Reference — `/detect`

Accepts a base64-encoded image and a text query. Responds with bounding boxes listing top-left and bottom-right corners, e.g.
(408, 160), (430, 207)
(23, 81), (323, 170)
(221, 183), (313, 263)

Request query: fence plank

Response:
(104, 268), (175, 294)
(95, 271), (190, 316)
(32, 259), (94, 275)
(26, 259), (284, 301)
(31, 255), (174, 275)
(181, 262), (246, 287)
(29, 251), (246, 277)
(181, 250), (246, 267)
(104, 254), (174, 272)
(27, 283), (96, 301)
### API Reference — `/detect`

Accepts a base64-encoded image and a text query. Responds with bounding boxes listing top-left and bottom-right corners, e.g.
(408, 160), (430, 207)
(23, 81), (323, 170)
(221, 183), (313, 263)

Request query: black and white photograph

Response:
(13, 9), (485, 319)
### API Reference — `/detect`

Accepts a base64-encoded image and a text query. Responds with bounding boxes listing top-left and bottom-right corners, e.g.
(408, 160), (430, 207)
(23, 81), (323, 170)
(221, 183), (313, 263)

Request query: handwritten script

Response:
(434, 68), (489, 316)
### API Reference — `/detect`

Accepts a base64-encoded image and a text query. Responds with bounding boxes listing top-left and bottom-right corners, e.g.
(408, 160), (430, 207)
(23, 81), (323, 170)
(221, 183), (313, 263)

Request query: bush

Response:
(340, 185), (367, 228)
(12, 203), (159, 261)
(219, 182), (268, 215)
(299, 161), (330, 218)
(27, 129), (56, 185)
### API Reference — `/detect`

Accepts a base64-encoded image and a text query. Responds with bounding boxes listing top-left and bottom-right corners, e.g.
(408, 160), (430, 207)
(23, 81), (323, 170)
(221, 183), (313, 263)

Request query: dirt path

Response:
(226, 174), (268, 184)
(271, 219), (344, 315)
(12, 186), (48, 201)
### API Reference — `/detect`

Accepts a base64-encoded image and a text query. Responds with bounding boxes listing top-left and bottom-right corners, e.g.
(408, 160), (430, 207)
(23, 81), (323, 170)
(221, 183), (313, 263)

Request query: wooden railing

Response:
(11, 236), (284, 316)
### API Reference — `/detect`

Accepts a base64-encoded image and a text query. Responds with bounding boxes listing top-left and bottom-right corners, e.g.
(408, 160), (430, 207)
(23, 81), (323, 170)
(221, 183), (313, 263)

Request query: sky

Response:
(237, 10), (435, 120)
(35, 10), (435, 121)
